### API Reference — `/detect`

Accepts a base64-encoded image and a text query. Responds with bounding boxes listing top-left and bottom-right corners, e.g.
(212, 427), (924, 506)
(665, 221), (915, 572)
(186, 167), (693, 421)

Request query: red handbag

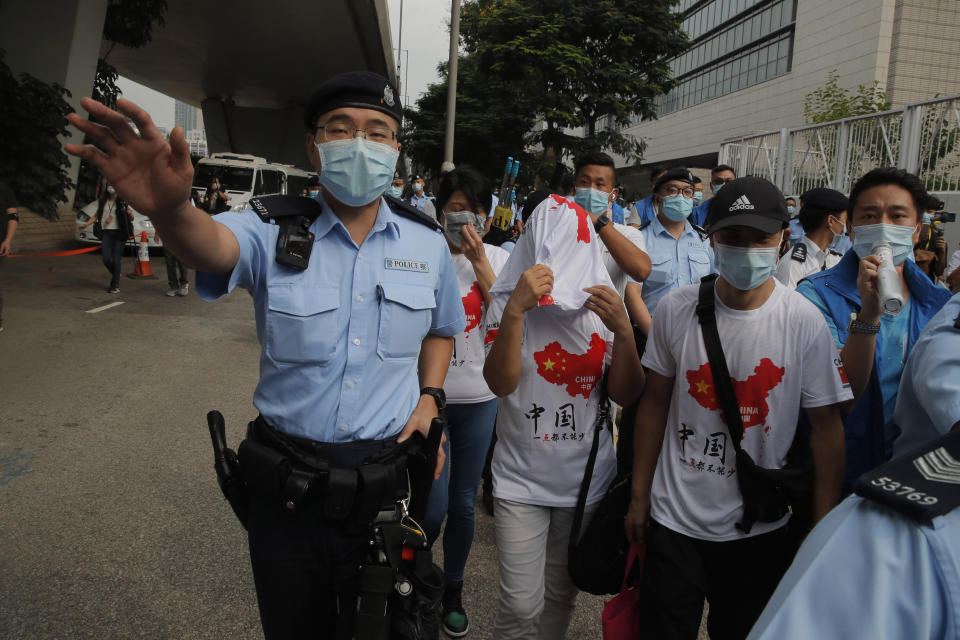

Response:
(601, 541), (645, 640)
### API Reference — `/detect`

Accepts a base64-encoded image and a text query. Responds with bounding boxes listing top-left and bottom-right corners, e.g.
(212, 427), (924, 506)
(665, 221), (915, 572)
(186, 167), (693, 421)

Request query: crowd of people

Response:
(58, 69), (960, 640)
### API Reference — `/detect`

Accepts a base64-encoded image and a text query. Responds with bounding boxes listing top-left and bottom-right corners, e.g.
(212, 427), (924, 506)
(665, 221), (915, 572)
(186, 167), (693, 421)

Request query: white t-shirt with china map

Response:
(485, 194), (619, 507)
(642, 279), (852, 541)
(444, 244), (511, 404)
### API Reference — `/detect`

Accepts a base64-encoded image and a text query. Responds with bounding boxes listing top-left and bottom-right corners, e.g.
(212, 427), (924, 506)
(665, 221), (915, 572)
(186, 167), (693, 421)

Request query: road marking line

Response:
(86, 301), (125, 314)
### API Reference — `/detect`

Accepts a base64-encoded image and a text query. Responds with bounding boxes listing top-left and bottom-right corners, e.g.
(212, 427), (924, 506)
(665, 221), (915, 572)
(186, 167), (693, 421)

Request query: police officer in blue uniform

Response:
(65, 71), (466, 639)
(637, 168), (715, 319)
(747, 292), (960, 640)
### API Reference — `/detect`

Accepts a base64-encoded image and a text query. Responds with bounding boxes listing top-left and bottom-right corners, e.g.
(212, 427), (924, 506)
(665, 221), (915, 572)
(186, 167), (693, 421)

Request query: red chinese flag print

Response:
(461, 282), (483, 334)
(686, 358), (785, 430)
(550, 194), (591, 244)
(834, 356), (850, 386)
(686, 363), (720, 411)
(534, 333), (606, 399)
(538, 294), (555, 307)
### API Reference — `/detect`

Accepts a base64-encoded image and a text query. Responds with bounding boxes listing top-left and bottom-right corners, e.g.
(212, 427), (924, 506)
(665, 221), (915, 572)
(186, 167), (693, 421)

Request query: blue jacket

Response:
(803, 251), (951, 487)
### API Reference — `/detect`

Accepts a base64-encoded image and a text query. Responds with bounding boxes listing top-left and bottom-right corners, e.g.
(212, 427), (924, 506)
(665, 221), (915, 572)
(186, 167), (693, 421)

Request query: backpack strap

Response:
(569, 371), (612, 552)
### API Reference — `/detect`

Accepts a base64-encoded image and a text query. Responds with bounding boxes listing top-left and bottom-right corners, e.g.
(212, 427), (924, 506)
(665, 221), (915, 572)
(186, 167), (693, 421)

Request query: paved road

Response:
(0, 251), (625, 639)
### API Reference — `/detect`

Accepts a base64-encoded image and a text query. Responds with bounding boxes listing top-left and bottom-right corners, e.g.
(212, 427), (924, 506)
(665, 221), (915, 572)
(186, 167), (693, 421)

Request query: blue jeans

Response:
(423, 398), (498, 582)
(100, 229), (126, 289)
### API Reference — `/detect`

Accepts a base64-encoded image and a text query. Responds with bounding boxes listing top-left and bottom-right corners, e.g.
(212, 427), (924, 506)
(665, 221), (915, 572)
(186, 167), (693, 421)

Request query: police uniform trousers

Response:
(246, 431), (394, 640)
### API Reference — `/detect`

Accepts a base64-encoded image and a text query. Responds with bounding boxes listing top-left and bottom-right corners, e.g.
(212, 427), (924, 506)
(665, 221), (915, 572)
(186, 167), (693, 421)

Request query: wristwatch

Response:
(420, 387), (447, 411)
(593, 213), (611, 234)
(847, 312), (881, 335)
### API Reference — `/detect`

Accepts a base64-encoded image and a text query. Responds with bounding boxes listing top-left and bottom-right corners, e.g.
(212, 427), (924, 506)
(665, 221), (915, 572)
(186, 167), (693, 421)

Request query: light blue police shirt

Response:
(894, 292), (960, 457)
(747, 495), (960, 640)
(640, 215), (715, 317)
(749, 292), (960, 640)
(787, 217), (804, 247)
(196, 196), (466, 442)
(409, 192), (434, 211)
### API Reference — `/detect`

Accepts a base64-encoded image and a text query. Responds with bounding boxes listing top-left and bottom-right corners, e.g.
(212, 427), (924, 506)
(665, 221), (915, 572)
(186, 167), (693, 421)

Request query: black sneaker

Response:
(441, 580), (469, 637)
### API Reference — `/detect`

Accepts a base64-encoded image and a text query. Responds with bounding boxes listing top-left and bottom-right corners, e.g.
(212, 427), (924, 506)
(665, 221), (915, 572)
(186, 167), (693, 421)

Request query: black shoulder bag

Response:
(695, 274), (814, 534)
(568, 373), (634, 596)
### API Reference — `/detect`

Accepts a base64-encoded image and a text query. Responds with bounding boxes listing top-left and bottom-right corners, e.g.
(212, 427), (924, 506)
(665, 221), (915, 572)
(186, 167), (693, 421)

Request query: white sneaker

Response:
(108, 287), (120, 294)
(177, 283), (189, 296)
(165, 288), (178, 297)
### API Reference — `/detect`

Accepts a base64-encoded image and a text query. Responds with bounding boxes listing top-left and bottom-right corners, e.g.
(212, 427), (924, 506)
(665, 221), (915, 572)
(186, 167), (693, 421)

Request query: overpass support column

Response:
(0, 0), (109, 210)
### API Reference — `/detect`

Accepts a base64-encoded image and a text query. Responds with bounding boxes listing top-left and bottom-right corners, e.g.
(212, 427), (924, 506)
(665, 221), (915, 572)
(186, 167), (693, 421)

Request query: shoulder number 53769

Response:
(871, 476), (939, 505)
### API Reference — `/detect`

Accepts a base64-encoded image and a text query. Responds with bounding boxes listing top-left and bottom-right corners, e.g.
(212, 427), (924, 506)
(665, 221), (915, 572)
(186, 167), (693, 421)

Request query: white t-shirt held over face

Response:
(642, 279), (853, 541)
(485, 195), (619, 507)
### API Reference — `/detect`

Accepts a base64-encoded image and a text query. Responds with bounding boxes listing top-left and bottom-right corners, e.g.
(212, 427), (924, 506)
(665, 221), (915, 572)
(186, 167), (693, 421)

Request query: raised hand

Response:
(506, 264), (554, 315)
(64, 98), (194, 221)
(583, 285), (632, 336)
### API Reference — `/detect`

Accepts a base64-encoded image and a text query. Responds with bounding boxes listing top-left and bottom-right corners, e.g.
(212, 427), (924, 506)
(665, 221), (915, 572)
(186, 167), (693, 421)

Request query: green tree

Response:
(803, 70), (891, 125)
(0, 50), (75, 220)
(403, 55), (539, 188)
(459, 0), (688, 185)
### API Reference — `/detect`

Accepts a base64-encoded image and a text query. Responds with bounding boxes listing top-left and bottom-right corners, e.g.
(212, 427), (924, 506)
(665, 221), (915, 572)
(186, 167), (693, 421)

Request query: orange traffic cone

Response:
(130, 232), (156, 279)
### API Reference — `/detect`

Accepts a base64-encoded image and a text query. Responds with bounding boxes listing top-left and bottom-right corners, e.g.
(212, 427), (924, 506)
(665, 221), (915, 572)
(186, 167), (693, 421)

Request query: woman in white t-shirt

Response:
(422, 166), (511, 638)
(483, 196), (644, 639)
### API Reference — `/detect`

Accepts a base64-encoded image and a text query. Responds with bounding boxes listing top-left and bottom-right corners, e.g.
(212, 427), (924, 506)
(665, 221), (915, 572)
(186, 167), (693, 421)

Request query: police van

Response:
(191, 153), (315, 213)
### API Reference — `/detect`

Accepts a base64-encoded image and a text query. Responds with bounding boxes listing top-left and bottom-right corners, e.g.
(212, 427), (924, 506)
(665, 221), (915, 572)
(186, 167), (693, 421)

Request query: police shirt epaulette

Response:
(691, 223), (708, 240)
(791, 242), (808, 262)
(854, 429), (960, 524)
(248, 195), (323, 223)
(385, 194), (442, 231)
(828, 248), (843, 257)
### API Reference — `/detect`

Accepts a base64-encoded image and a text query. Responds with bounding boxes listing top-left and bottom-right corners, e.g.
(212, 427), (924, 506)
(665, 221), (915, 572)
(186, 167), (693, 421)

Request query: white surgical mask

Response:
(714, 234), (782, 291)
(443, 210), (485, 248)
(851, 223), (917, 265)
(315, 137), (399, 207)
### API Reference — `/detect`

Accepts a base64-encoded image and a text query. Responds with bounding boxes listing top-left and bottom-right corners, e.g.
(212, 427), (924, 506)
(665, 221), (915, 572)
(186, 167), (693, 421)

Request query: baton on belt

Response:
(207, 410), (249, 528)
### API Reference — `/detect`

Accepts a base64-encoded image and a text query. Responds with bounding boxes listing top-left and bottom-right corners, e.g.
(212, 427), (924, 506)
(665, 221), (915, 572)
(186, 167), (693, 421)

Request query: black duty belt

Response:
(237, 416), (410, 526)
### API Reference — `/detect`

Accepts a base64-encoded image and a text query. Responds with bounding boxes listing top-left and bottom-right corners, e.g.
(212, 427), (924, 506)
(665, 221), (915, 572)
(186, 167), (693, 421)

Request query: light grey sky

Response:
(118, 1), (451, 129)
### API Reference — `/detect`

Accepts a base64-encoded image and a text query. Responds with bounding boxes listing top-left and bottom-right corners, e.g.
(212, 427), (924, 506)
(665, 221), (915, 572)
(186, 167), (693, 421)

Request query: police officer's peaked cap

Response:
(304, 71), (403, 129)
(707, 176), (788, 235)
(653, 168), (695, 192)
(799, 187), (848, 214)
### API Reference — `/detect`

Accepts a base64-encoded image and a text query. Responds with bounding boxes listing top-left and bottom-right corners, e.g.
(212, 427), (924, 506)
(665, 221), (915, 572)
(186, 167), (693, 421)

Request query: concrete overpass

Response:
(106, 0), (397, 168)
(0, 0), (396, 207)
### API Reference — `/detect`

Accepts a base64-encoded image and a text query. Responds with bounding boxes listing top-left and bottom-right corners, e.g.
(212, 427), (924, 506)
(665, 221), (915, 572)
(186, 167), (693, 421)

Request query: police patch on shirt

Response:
(385, 258), (429, 272)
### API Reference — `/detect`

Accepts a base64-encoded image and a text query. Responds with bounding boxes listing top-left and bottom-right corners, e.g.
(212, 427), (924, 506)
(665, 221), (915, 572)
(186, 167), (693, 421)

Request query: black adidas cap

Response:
(706, 176), (789, 235)
(303, 71), (402, 129)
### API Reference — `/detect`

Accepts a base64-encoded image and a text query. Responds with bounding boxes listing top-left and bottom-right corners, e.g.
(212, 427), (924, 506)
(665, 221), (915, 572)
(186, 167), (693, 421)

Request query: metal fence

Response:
(718, 94), (960, 195)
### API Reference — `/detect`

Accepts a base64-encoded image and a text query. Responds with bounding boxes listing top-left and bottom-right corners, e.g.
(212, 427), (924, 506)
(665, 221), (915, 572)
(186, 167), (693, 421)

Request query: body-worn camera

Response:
(276, 215), (315, 270)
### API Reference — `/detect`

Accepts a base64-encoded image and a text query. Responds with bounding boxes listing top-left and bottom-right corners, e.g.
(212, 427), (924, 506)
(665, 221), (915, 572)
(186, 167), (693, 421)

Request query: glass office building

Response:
(612, 0), (960, 181)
